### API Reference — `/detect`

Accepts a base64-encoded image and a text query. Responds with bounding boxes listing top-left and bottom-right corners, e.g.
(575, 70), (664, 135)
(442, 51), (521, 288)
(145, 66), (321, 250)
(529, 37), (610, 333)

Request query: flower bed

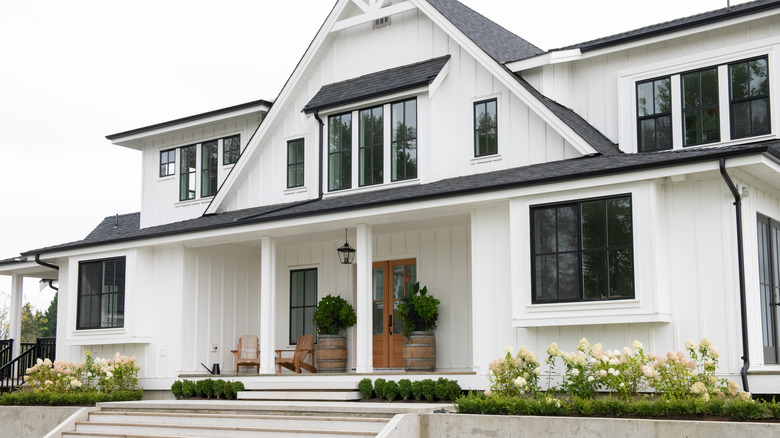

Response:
(457, 338), (780, 421)
(1, 351), (143, 406)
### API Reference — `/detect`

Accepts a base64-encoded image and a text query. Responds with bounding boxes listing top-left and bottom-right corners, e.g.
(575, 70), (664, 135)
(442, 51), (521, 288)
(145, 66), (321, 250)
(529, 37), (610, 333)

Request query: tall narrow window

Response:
(77, 257), (126, 330)
(637, 77), (672, 152)
(682, 68), (720, 146)
(531, 195), (634, 303)
(730, 57), (770, 139)
(201, 140), (218, 197)
(757, 214), (780, 364)
(179, 145), (196, 201)
(289, 268), (317, 345)
(160, 149), (175, 177)
(328, 113), (352, 191)
(223, 135), (240, 165)
(359, 106), (384, 187)
(287, 138), (305, 188)
(474, 99), (498, 156)
(391, 98), (417, 182)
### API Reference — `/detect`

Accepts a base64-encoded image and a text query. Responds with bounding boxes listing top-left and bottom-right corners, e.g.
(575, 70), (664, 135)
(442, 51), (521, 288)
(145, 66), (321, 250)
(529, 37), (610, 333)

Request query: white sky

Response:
(0, 0), (748, 312)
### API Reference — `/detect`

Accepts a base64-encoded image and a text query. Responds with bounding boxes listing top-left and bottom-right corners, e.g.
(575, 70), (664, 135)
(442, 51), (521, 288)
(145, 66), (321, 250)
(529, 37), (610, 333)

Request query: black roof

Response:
(303, 56), (450, 114)
(18, 140), (779, 257)
(557, 0), (780, 52)
(106, 99), (273, 141)
(426, 0), (543, 63)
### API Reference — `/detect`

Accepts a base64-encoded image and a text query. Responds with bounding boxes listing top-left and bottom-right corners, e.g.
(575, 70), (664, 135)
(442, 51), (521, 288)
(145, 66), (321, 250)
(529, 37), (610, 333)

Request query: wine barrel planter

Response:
(315, 335), (348, 372)
(404, 331), (436, 371)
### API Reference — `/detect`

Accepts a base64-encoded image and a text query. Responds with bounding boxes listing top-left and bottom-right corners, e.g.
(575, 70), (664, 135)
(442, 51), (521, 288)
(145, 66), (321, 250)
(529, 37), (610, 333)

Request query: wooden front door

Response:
(372, 259), (416, 368)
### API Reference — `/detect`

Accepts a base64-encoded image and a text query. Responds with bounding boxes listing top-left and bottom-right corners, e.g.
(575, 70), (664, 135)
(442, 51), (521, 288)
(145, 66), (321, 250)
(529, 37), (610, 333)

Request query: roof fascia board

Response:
(331, 1), (417, 32)
(205, 0), (349, 215)
(413, 0), (598, 155)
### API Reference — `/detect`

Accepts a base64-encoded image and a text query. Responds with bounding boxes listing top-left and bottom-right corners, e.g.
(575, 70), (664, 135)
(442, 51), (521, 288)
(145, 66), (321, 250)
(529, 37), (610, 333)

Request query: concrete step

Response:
(87, 410), (389, 432)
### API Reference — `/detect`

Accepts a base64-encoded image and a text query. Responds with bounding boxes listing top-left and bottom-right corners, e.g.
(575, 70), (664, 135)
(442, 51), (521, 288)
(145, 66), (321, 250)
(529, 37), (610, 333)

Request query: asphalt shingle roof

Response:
(426, 0), (543, 63)
(17, 140), (779, 258)
(303, 56), (450, 114)
(556, 0), (780, 52)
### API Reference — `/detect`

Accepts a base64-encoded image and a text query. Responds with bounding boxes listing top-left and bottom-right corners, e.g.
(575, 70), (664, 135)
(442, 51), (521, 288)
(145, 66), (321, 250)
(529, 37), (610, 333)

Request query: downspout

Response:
(233, 110), (325, 222)
(719, 158), (750, 392)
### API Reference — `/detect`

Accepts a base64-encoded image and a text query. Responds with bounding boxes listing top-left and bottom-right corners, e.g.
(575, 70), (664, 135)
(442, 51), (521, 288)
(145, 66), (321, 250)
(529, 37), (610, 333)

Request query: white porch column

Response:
(355, 223), (373, 373)
(9, 274), (23, 356)
(259, 235), (277, 374)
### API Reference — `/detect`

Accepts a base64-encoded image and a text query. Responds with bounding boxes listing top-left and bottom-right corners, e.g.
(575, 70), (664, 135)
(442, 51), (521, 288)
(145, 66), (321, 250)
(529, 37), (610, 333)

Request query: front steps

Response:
(61, 405), (391, 438)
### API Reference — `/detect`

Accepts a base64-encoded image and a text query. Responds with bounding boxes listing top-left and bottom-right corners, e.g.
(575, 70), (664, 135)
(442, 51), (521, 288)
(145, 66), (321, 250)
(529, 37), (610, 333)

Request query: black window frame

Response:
(159, 149), (176, 178)
(636, 76), (673, 152)
(530, 194), (635, 304)
(359, 105), (384, 187)
(681, 67), (720, 147)
(729, 56), (771, 140)
(222, 134), (241, 166)
(76, 257), (126, 330)
(289, 268), (317, 345)
(391, 98), (417, 182)
(179, 144), (197, 201)
(474, 98), (498, 157)
(200, 140), (218, 198)
(328, 112), (353, 192)
(287, 138), (305, 189)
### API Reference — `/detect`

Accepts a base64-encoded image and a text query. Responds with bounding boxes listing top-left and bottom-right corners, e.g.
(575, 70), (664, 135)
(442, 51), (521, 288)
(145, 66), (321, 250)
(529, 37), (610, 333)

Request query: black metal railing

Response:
(0, 337), (56, 394)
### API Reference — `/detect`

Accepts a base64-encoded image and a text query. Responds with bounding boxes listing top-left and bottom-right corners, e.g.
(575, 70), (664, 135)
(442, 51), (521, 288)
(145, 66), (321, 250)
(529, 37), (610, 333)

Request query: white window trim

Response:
(618, 36), (780, 153)
(509, 181), (671, 327)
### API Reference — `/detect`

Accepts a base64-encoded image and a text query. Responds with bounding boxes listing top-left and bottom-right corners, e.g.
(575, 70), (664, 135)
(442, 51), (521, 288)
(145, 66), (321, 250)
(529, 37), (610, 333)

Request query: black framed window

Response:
(730, 57), (770, 139)
(328, 113), (352, 191)
(223, 135), (240, 165)
(359, 106), (384, 187)
(77, 257), (126, 330)
(160, 149), (175, 177)
(289, 268), (317, 345)
(200, 140), (218, 197)
(391, 98), (417, 182)
(682, 68), (720, 146)
(474, 99), (498, 157)
(287, 138), (305, 188)
(531, 195), (634, 304)
(637, 77), (672, 152)
(179, 145), (196, 201)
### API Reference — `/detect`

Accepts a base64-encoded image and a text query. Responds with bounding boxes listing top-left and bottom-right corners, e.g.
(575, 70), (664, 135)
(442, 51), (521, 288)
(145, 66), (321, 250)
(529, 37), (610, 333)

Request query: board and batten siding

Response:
(221, 9), (580, 214)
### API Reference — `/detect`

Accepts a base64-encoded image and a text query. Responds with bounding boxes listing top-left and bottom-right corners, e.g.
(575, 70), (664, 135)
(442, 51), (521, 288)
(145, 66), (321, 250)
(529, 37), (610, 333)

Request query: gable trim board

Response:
(204, 0), (605, 216)
(13, 140), (780, 261)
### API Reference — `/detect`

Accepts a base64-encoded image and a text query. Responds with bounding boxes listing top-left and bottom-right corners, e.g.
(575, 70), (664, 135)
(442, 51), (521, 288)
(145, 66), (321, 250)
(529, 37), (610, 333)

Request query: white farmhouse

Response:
(2, 0), (780, 394)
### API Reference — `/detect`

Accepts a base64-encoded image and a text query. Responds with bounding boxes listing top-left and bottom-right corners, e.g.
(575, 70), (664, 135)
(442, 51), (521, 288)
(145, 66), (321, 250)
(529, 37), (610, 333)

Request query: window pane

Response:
(581, 200), (605, 250)
(583, 250), (607, 300)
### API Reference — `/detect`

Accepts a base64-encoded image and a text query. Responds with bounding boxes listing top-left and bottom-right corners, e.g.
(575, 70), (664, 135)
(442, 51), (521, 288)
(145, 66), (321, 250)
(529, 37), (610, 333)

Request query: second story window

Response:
(682, 68), (720, 146)
(474, 99), (498, 157)
(160, 149), (175, 177)
(730, 57), (770, 139)
(637, 77), (672, 152)
(328, 113), (352, 191)
(287, 138), (305, 188)
(180, 145), (196, 201)
(223, 135), (240, 165)
(359, 106), (384, 187)
(391, 98), (417, 182)
(200, 140), (218, 197)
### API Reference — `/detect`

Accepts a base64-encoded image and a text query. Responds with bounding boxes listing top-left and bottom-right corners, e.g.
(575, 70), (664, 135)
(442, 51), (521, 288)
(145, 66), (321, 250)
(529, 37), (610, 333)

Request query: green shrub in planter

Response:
(421, 379), (436, 402)
(171, 381), (183, 399)
(384, 381), (399, 401)
(396, 282), (440, 338)
(358, 378), (373, 400)
(213, 379), (226, 399)
(374, 378), (387, 399)
(398, 379), (412, 400)
(312, 294), (357, 335)
(411, 380), (424, 401)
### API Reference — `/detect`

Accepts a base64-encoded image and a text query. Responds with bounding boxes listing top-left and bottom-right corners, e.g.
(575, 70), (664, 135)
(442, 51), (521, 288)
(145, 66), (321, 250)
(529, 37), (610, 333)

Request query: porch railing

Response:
(0, 337), (56, 394)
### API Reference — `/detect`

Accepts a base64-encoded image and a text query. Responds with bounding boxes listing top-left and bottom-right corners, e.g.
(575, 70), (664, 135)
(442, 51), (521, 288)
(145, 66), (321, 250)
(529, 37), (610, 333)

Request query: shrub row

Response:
(358, 377), (461, 402)
(171, 379), (245, 400)
(1, 389), (143, 406)
(456, 392), (780, 421)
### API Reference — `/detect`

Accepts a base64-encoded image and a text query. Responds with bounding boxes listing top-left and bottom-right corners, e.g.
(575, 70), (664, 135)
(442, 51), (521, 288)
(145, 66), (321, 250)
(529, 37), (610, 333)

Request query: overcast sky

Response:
(0, 0), (747, 312)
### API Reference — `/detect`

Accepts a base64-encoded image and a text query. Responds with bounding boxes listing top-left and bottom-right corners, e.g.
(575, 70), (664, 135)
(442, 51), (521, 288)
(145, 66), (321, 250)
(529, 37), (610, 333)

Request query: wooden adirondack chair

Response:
(231, 335), (260, 373)
(275, 334), (317, 374)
